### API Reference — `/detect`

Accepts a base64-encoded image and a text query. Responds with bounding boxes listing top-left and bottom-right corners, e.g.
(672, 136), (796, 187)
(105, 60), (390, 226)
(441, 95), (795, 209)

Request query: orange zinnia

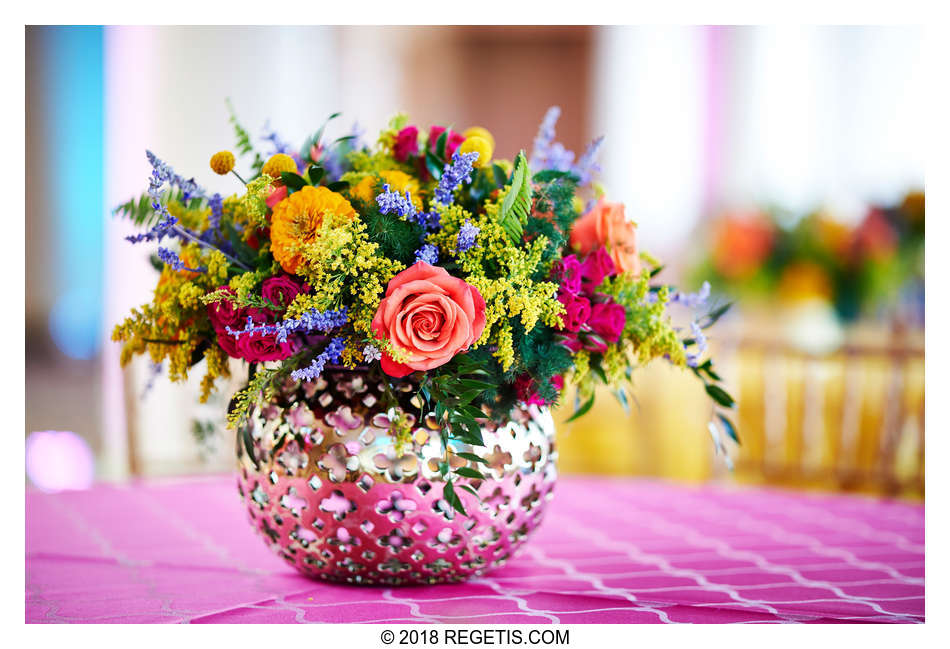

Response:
(270, 186), (357, 274)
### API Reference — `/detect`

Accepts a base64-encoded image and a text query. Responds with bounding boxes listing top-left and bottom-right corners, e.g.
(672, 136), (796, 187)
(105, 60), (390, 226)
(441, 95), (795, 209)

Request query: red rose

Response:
(393, 126), (420, 162)
(553, 254), (583, 295)
(235, 308), (295, 363)
(589, 300), (626, 343)
(579, 247), (616, 292)
(206, 287), (244, 358)
(261, 275), (305, 313)
(557, 291), (591, 333)
(427, 126), (466, 159)
(371, 262), (486, 377)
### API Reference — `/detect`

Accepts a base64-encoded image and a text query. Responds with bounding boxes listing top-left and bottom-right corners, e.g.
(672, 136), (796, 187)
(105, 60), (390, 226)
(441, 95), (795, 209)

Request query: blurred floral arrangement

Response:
(688, 192), (924, 324)
(113, 105), (737, 491)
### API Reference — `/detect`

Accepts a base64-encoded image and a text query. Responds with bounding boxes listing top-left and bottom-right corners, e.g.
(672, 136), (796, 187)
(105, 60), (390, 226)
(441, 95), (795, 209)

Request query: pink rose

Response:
(207, 287), (244, 358)
(235, 308), (295, 363)
(428, 126), (466, 159)
(266, 184), (288, 209)
(393, 126), (419, 162)
(553, 254), (583, 295)
(261, 275), (305, 313)
(558, 331), (607, 354)
(372, 262), (486, 377)
(557, 291), (591, 333)
(570, 198), (641, 277)
(589, 300), (626, 343)
(579, 247), (616, 292)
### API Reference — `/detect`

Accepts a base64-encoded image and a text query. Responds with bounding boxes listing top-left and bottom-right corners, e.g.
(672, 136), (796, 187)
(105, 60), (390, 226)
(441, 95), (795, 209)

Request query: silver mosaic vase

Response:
(235, 369), (557, 585)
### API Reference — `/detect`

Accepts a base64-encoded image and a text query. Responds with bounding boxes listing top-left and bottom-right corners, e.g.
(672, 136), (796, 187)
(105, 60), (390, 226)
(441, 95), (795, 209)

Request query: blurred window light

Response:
(40, 26), (104, 359)
(594, 26), (924, 250)
(26, 431), (95, 492)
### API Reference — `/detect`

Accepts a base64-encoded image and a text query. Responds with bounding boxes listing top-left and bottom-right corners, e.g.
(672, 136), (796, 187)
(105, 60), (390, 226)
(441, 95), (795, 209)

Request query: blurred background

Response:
(25, 25), (924, 498)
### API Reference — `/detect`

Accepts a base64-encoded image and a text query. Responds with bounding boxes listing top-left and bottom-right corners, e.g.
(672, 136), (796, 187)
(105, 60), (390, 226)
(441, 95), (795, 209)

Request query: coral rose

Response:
(570, 198), (641, 277)
(371, 262), (486, 377)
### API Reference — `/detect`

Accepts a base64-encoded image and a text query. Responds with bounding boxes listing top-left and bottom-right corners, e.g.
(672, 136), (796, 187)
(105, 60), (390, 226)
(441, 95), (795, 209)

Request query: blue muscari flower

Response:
(456, 220), (480, 252)
(571, 136), (604, 184)
(225, 307), (349, 343)
(410, 210), (441, 231)
(376, 184), (417, 218)
(291, 337), (346, 382)
(414, 243), (439, 265)
(434, 151), (479, 206)
(157, 246), (203, 273)
(686, 321), (708, 368)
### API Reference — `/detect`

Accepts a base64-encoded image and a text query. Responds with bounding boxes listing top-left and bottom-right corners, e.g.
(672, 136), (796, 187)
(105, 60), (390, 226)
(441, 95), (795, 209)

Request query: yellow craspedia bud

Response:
(459, 136), (493, 168)
(209, 151), (235, 175)
(262, 153), (297, 179)
(463, 126), (495, 152)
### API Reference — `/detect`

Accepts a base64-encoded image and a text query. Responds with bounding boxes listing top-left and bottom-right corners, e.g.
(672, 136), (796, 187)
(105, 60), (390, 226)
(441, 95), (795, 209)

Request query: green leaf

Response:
(456, 452), (488, 464)
(454, 467), (486, 480)
(280, 172), (307, 191)
(425, 150), (444, 181)
(459, 484), (481, 500)
(649, 264), (666, 278)
(591, 364), (608, 384)
(497, 151), (531, 243)
(717, 413), (740, 445)
(325, 181), (349, 192)
(701, 302), (733, 329)
(705, 384), (736, 409)
(532, 169), (576, 183)
(565, 394), (595, 423)
(435, 130), (449, 159)
(308, 166), (325, 185)
(443, 481), (467, 516)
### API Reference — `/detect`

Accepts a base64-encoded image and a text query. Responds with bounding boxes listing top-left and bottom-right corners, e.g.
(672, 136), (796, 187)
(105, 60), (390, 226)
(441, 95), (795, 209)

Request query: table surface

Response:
(26, 475), (924, 624)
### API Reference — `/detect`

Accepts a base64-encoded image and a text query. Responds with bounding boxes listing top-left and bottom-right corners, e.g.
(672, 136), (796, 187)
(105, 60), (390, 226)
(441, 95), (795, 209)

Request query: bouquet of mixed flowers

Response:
(114, 105), (737, 473)
(687, 192), (924, 323)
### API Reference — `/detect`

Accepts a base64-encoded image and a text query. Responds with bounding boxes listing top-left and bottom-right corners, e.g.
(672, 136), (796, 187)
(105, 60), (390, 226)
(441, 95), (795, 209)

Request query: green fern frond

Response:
(114, 188), (190, 229)
(497, 150), (532, 243)
(226, 98), (254, 157)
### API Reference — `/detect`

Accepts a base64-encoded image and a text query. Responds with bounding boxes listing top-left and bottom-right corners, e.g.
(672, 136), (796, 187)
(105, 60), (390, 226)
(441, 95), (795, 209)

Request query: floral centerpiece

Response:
(113, 106), (735, 583)
(687, 193), (925, 325)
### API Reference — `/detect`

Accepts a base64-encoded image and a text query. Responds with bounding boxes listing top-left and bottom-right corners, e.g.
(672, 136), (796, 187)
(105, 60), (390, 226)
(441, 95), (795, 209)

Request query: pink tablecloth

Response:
(25, 475), (924, 624)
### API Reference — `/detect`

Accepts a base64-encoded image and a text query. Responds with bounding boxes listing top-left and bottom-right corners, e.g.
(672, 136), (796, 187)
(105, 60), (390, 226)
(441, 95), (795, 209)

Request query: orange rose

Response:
(371, 262), (486, 377)
(569, 198), (641, 277)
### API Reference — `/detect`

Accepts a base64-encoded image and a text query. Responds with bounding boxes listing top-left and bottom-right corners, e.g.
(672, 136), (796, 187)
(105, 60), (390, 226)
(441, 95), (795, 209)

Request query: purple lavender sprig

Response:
(225, 307), (349, 343)
(571, 136), (604, 185)
(291, 337), (346, 382)
(685, 321), (708, 368)
(434, 151), (479, 206)
(125, 213), (178, 244)
(157, 246), (204, 273)
(146, 150), (206, 203)
(529, 106), (575, 172)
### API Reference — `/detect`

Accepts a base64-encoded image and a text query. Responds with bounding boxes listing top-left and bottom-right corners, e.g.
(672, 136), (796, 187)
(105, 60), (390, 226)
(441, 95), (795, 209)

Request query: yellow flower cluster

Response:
(112, 241), (230, 396)
(424, 194), (564, 370)
(209, 151), (235, 175)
